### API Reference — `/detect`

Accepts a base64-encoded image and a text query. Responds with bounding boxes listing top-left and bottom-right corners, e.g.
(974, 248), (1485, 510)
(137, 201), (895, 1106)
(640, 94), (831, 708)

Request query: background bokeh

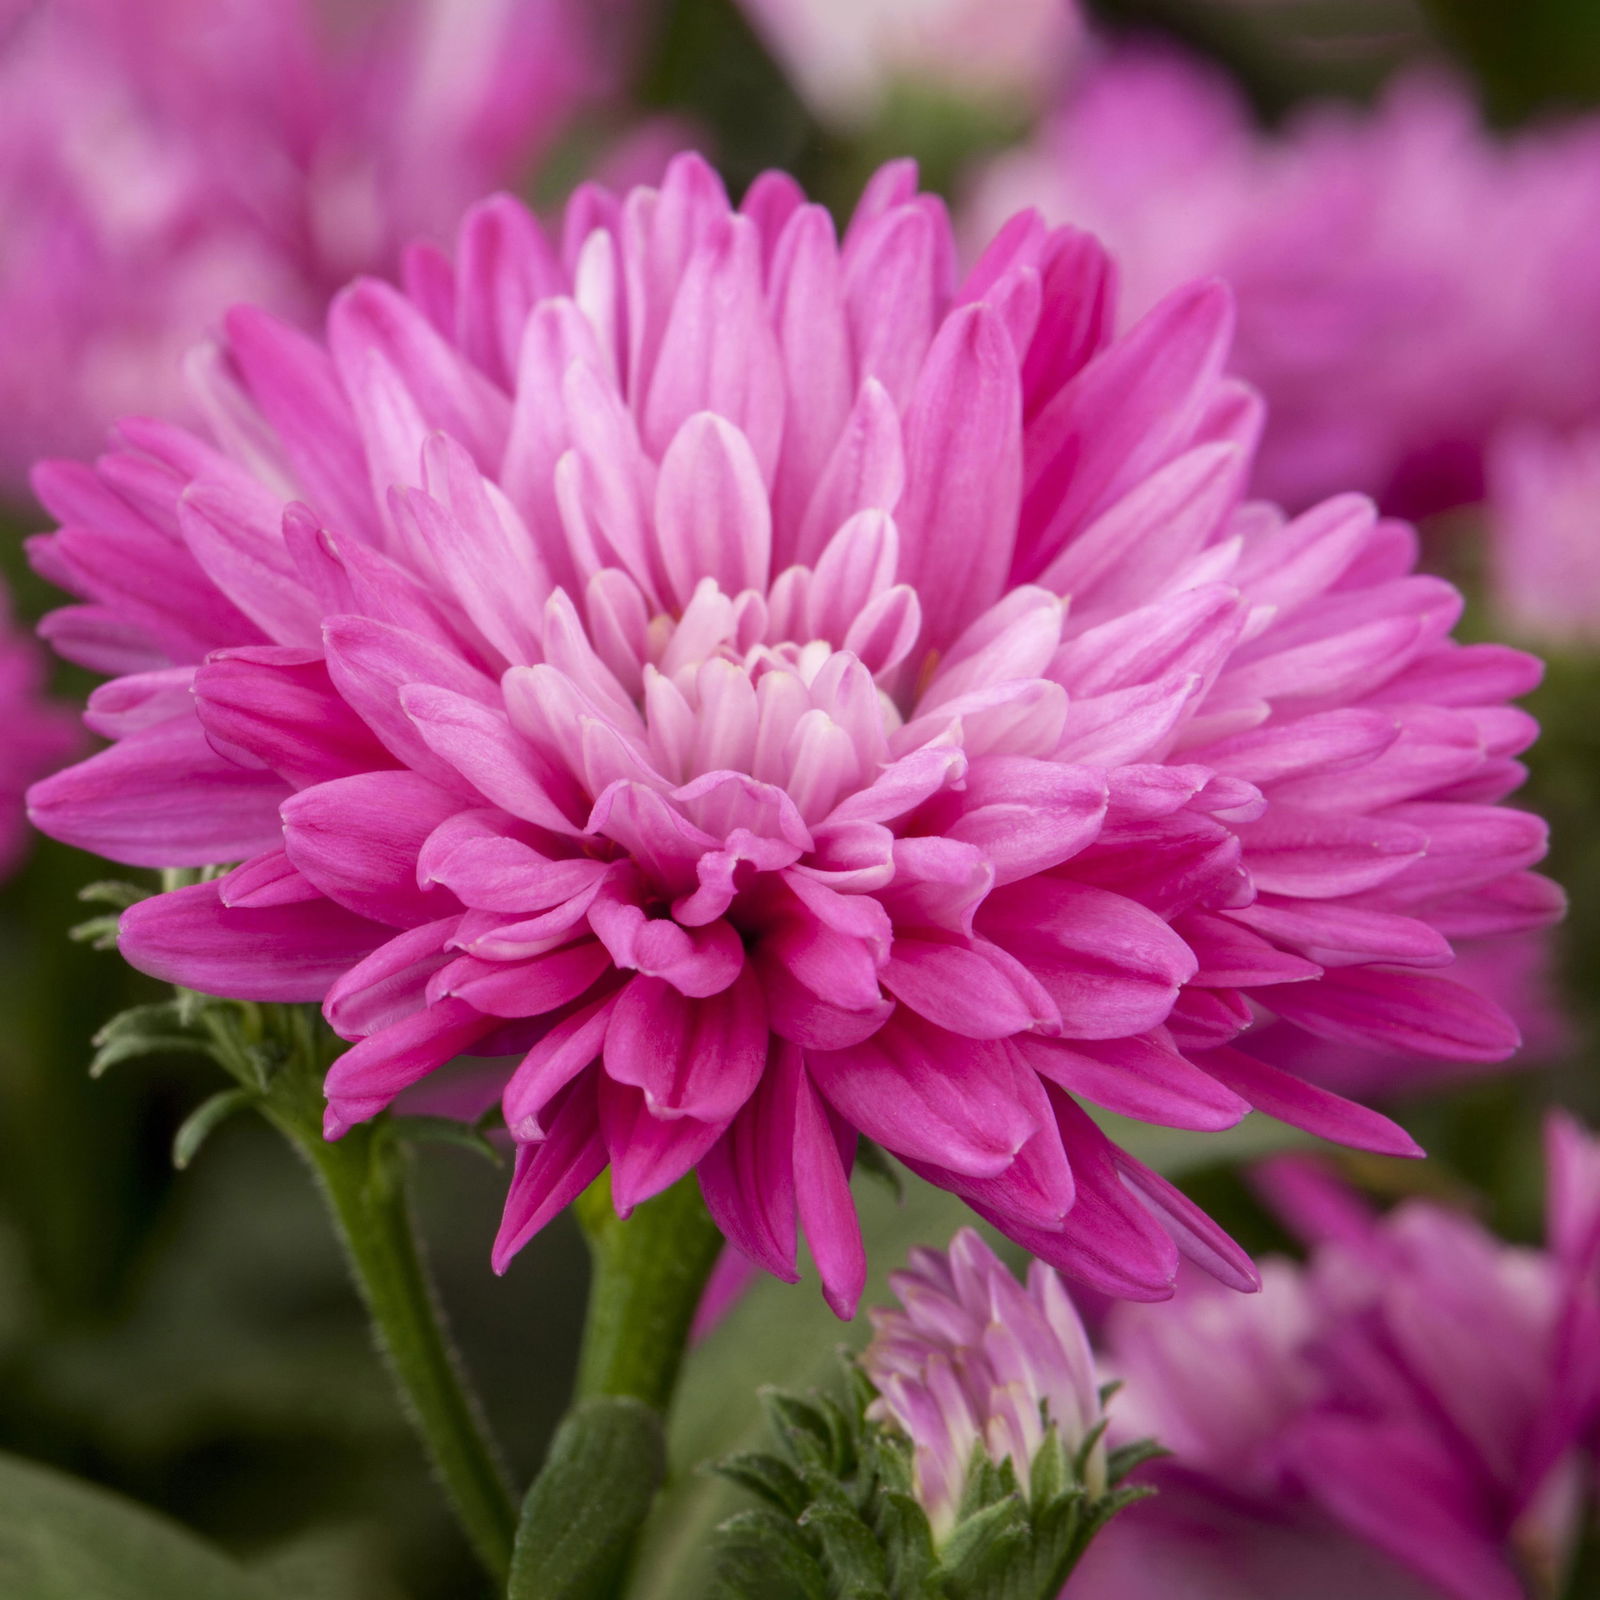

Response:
(3, 2), (1599, 1595)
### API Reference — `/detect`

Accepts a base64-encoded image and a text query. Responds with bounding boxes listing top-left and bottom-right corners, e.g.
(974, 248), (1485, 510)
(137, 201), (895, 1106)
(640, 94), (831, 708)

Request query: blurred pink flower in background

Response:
(0, 0), (620, 492)
(970, 49), (1600, 519)
(1487, 423), (1600, 651)
(1073, 1114), (1600, 1600)
(0, 582), (77, 879)
(735, 0), (1082, 129)
(24, 156), (1559, 1317)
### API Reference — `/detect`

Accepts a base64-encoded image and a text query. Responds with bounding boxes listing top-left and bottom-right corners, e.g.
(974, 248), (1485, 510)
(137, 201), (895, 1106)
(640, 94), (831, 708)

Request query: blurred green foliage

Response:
(1420, 0), (1600, 121)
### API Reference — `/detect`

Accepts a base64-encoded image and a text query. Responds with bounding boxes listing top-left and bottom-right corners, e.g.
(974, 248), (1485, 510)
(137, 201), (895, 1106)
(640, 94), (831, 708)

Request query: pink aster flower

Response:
(1074, 1114), (1600, 1600)
(969, 50), (1600, 517)
(734, 0), (1082, 130)
(1487, 422), (1600, 651)
(27, 156), (1559, 1318)
(0, 582), (78, 879)
(861, 1227), (1105, 1540)
(0, 0), (616, 490)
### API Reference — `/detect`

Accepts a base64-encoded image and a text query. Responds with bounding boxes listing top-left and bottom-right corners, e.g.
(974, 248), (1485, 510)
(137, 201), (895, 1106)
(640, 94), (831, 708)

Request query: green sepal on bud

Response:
(708, 1368), (1156, 1600)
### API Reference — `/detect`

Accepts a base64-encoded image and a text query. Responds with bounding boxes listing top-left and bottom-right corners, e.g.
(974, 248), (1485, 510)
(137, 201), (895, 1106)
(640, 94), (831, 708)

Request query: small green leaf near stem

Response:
(171, 1087), (256, 1169)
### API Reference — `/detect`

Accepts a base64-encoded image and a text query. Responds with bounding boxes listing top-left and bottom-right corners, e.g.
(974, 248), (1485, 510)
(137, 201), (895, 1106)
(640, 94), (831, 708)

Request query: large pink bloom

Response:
(1074, 1115), (1600, 1600)
(0, 582), (78, 880)
(970, 50), (1600, 518)
(28, 157), (1558, 1316)
(0, 0), (614, 490)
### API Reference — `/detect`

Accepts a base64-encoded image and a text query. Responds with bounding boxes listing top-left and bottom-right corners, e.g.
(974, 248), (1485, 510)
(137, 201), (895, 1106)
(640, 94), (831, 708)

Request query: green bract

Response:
(710, 1372), (1158, 1600)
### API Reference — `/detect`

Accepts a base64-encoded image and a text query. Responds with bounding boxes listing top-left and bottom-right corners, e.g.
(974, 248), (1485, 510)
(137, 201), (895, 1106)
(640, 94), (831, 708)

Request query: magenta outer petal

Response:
(323, 918), (459, 1039)
(218, 849), (321, 909)
(323, 996), (498, 1134)
(979, 878), (1198, 1038)
(1197, 1045), (1422, 1157)
(493, 1076), (608, 1273)
(600, 1077), (726, 1216)
(896, 303), (1023, 648)
(698, 1053), (802, 1283)
(807, 1016), (1044, 1178)
(120, 880), (388, 1002)
(502, 994), (618, 1139)
(1288, 1420), (1529, 1600)
(195, 647), (397, 790)
(29, 715), (288, 868)
(1019, 1032), (1250, 1132)
(1267, 966), (1522, 1060)
(791, 1060), (865, 1318)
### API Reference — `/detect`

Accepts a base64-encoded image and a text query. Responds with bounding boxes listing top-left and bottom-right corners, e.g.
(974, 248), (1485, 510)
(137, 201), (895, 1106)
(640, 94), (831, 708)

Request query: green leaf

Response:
(760, 1391), (840, 1473)
(794, 1500), (889, 1599)
(1027, 1426), (1068, 1507)
(1106, 1438), (1167, 1486)
(90, 1031), (217, 1076)
(89, 1001), (215, 1078)
(934, 1497), (1029, 1597)
(0, 1449), (275, 1600)
(711, 1452), (811, 1517)
(871, 1492), (940, 1597)
(172, 1089), (257, 1170)
(76, 879), (151, 910)
(509, 1396), (667, 1600)
(68, 913), (122, 950)
(710, 1510), (830, 1600)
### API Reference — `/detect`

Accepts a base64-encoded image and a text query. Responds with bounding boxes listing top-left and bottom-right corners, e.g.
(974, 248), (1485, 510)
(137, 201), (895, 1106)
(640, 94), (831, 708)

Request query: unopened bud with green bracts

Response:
(710, 1229), (1160, 1600)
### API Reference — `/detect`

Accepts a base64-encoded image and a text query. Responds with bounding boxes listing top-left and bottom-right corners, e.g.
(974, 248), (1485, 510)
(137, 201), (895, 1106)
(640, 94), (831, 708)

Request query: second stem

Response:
(574, 1171), (725, 1412)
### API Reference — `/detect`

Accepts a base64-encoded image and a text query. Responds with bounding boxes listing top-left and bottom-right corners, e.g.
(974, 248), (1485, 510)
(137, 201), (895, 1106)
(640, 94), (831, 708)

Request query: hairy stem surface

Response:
(573, 1171), (725, 1412)
(209, 1000), (518, 1585)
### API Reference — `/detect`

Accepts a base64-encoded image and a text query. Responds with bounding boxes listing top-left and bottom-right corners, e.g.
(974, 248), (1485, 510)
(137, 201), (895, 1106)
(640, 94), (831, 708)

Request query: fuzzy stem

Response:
(509, 1174), (722, 1594)
(299, 1125), (518, 1584)
(573, 1171), (725, 1412)
(210, 1002), (518, 1585)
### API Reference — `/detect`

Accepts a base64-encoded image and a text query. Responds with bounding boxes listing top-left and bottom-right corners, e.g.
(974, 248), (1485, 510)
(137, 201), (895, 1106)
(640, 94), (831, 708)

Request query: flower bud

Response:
(711, 1229), (1150, 1600)
(862, 1227), (1107, 1539)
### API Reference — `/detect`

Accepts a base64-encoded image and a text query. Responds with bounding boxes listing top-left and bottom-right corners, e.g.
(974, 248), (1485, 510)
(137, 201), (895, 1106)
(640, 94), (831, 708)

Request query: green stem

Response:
(573, 1171), (725, 1413)
(506, 1175), (720, 1595)
(209, 1002), (518, 1586)
(300, 1126), (519, 1585)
